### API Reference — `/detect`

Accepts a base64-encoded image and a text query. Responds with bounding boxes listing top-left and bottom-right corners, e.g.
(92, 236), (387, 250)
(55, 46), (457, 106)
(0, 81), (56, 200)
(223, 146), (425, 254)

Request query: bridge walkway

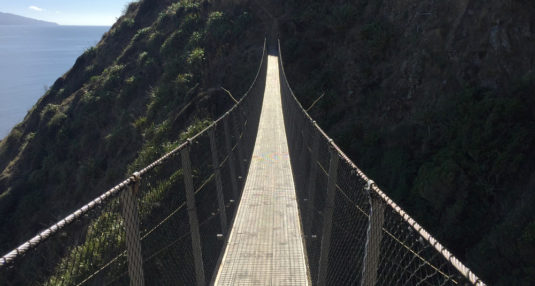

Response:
(214, 54), (310, 285)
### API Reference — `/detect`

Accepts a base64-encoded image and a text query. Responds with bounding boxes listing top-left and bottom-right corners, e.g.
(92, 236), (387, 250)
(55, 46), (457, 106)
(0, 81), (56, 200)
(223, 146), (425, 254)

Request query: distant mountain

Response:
(0, 12), (58, 26)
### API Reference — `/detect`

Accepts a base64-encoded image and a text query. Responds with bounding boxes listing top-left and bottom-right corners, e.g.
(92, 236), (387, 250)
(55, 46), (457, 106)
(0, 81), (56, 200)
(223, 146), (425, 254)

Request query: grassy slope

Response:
(279, 0), (535, 284)
(1, 0), (534, 284)
(0, 0), (264, 255)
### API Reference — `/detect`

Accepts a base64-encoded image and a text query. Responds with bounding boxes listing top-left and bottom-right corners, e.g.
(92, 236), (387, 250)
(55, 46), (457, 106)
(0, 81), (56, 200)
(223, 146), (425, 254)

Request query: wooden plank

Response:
(214, 55), (310, 285)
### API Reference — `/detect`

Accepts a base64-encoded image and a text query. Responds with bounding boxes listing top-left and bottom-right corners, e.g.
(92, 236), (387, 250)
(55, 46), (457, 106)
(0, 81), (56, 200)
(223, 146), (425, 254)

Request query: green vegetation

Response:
(279, 0), (535, 284)
(45, 210), (125, 285)
(7, 0), (532, 284)
(0, 1), (264, 283)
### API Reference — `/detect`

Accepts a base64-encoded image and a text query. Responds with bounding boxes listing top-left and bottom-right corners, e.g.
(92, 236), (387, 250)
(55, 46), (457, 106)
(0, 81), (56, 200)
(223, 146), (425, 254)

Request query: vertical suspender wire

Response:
(181, 143), (206, 286)
(209, 127), (228, 236)
(317, 146), (339, 286)
(121, 173), (145, 286)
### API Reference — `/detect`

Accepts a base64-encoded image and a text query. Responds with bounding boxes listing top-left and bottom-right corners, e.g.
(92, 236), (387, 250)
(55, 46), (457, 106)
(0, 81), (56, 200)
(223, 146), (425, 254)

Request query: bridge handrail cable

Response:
(277, 39), (486, 286)
(0, 39), (268, 286)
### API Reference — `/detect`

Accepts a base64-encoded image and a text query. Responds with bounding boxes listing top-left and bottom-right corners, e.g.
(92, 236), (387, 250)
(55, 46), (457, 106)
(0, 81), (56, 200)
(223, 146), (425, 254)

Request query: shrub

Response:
(138, 51), (149, 64)
(179, 118), (212, 141)
(41, 104), (66, 129)
(83, 46), (97, 59)
(48, 111), (67, 129)
(110, 17), (135, 37)
(160, 30), (187, 57)
(122, 0), (140, 15)
(175, 73), (193, 87)
(102, 64), (125, 89)
(156, 3), (180, 27)
(179, 0), (201, 13)
(186, 48), (205, 66)
(132, 27), (152, 42)
(205, 11), (231, 42)
(147, 31), (164, 52)
(180, 13), (202, 34)
(187, 31), (205, 49)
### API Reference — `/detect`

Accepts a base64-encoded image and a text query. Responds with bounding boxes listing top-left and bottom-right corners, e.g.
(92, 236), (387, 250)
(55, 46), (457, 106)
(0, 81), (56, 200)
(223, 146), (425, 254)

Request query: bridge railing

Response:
(277, 40), (486, 286)
(0, 39), (267, 286)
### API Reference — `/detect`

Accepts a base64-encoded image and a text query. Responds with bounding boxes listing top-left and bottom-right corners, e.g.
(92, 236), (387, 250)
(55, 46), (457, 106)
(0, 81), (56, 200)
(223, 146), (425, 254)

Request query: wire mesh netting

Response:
(375, 200), (472, 285)
(0, 40), (267, 286)
(278, 40), (485, 286)
(136, 149), (194, 285)
(190, 131), (225, 281)
(324, 160), (370, 285)
(0, 183), (130, 286)
(0, 37), (485, 286)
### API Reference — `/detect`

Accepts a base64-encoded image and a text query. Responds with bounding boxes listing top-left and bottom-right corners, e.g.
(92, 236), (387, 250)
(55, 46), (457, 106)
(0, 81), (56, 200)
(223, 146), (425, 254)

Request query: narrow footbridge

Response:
(0, 41), (486, 286)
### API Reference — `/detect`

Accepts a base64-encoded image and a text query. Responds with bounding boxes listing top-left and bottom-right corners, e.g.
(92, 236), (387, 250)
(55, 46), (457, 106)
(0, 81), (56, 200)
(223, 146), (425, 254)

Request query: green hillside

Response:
(278, 0), (535, 284)
(1, 0), (534, 284)
(0, 0), (264, 257)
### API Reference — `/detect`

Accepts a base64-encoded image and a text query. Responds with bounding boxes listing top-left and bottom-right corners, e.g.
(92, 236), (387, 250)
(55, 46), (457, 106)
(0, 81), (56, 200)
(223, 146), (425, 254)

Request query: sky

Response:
(0, 0), (134, 26)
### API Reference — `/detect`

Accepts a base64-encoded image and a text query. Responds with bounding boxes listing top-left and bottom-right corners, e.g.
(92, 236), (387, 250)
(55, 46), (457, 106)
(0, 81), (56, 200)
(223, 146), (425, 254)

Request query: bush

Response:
(111, 18), (135, 36)
(132, 26), (152, 43)
(180, 13), (202, 34)
(160, 30), (187, 57)
(102, 64), (126, 90)
(41, 104), (66, 129)
(205, 11), (231, 42)
(179, 0), (201, 13)
(187, 31), (205, 49)
(48, 111), (67, 129)
(186, 48), (205, 66)
(179, 118), (212, 141)
(83, 46), (97, 59)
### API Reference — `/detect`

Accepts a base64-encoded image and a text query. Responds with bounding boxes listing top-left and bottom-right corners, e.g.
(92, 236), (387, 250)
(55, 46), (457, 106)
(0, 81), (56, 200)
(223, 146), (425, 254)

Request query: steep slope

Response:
(0, 0), (264, 254)
(279, 0), (535, 284)
(2, 0), (534, 284)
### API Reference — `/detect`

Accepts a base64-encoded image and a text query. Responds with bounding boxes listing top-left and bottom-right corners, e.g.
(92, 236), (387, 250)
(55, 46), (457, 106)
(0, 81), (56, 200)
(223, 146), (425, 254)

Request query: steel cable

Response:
(277, 39), (485, 286)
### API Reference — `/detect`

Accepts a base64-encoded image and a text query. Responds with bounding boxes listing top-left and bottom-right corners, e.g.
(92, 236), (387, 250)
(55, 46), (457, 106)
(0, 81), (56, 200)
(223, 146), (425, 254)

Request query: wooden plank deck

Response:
(214, 55), (310, 285)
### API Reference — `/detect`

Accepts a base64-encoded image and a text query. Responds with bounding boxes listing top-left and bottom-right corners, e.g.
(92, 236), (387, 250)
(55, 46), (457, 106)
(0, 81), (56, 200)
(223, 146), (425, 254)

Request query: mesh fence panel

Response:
(278, 40), (485, 286)
(190, 131), (223, 282)
(325, 160), (370, 285)
(136, 149), (194, 285)
(302, 134), (331, 283)
(214, 121), (238, 220)
(375, 201), (471, 286)
(0, 183), (129, 286)
(0, 40), (267, 286)
(0, 38), (484, 286)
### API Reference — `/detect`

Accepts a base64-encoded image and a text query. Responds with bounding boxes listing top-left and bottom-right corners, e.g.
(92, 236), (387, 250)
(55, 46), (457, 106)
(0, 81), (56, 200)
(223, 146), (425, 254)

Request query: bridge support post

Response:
(231, 110), (246, 187)
(181, 144), (206, 286)
(317, 146), (339, 286)
(121, 174), (145, 286)
(209, 127), (228, 235)
(360, 185), (385, 286)
(223, 115), (239, 201)
(296, 127), (308, 200)
(305, 127), (319, 236)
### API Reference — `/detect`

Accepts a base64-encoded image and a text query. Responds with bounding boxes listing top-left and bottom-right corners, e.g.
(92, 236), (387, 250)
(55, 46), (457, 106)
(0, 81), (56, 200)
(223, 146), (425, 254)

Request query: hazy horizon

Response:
(0, 12), (113, 27)
(0, 0), (132, 26)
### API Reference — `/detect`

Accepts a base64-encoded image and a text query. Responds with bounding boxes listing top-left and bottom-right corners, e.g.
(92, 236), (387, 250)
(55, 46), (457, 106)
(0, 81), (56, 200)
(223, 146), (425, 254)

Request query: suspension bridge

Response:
(0, 40), (486, 285)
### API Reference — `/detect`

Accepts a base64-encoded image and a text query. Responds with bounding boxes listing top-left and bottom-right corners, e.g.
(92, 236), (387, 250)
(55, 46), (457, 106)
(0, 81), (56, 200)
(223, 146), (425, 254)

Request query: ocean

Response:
(0, 25), (109, 139)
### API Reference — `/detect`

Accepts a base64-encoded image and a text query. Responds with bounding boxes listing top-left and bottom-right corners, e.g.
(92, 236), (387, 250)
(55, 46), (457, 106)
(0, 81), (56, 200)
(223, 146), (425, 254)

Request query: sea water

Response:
(0, 25), (109, 139)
